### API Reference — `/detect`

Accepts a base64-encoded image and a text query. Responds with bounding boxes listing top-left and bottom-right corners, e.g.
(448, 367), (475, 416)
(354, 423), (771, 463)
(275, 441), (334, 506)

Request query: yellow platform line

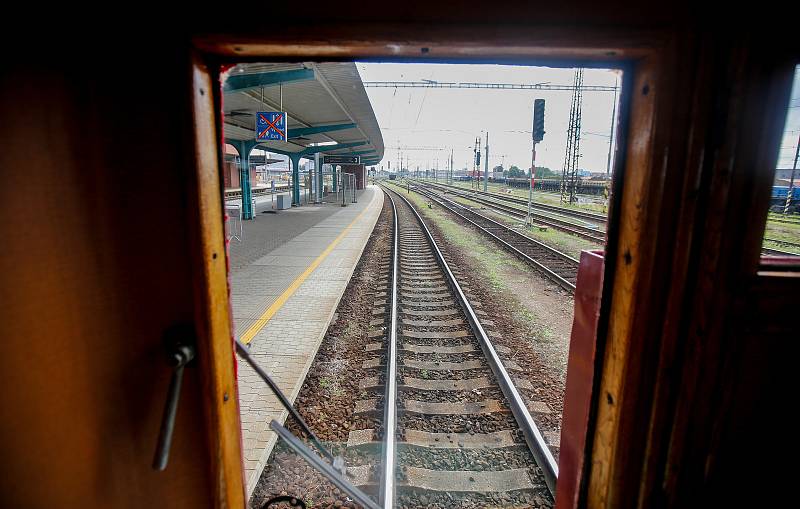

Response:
(239, 205), (372, 345)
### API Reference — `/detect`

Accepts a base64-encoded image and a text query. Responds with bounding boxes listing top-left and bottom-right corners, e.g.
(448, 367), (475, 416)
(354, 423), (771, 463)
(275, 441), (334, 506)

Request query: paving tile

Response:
(294, 279), (348, 297)
(319, 254), (361, 268)
(258, 255), (319, 267)
(230, 295), (278, 320)
(309, 267), (354, 281)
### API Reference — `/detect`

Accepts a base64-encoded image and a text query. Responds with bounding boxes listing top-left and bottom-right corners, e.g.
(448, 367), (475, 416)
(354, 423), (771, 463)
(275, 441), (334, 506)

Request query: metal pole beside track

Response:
(314, 153), (322, 204)
(606, 76), (618, 176)
(527, 142), (537, 226)
(484, 132), (489, 193)
(785, 131), (799, 215)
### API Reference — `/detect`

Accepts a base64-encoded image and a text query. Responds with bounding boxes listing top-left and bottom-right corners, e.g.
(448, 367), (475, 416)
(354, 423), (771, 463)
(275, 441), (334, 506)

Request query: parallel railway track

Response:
(418, 179), (608, 223)
(414, 180), (607, 243)
(763, 237), (800, 251)
(761, 246), (800, 257)
(347, 186), (558, 507)
(410, 185), (580, 293)
(420, 181), (800, 259)
(766, 215), (800, 226)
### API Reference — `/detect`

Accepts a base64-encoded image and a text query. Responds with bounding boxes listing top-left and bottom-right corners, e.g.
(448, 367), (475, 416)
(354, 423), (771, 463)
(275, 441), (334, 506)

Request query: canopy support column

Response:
(314, 153), (322, 204)
(290, 154), (302, 206)
(232, 140), (258, 220)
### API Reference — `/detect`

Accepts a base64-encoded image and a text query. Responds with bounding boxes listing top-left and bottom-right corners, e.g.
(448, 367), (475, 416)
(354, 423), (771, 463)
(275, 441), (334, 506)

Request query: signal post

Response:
(527, 99), (546, 226)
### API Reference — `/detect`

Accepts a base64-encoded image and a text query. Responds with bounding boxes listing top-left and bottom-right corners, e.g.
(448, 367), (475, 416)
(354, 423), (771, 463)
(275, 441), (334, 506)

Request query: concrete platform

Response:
(229, 185), (384, 496)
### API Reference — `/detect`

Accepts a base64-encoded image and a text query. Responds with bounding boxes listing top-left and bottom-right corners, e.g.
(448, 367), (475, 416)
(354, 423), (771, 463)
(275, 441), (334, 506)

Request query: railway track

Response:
(347, 186), (558, 508)
(410, 185), (580, 293)
(766, 215), (800, 226)
(413, 180), (607, 243)
(416, 180), (800, 261)
(761, 246), (800, 257)
(418, 179), (608, 225)
(763, 237), (800, 250)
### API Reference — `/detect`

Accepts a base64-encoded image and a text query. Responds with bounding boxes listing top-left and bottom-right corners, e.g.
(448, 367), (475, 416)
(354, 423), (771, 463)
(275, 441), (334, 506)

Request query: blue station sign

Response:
(256, 111), (288, 142)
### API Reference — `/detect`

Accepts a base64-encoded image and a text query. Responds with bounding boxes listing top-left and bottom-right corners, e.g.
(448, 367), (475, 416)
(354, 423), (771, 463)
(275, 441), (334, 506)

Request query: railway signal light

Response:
(533, 99), (545, 142)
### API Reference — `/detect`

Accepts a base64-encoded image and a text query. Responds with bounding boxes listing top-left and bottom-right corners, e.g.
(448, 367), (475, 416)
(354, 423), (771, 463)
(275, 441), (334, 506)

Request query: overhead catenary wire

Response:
(365, 67), (621, 175)
(365, 80), (618, 92)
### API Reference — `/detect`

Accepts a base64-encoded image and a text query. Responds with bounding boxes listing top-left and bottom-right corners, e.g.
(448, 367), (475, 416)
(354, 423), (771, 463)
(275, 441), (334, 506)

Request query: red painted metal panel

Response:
(555, 250), (604, 509)
(758, 255), (800, 268)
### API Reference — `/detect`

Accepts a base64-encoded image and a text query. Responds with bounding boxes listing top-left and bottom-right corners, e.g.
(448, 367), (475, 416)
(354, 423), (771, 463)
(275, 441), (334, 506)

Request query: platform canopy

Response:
(223, 62), (384, 166)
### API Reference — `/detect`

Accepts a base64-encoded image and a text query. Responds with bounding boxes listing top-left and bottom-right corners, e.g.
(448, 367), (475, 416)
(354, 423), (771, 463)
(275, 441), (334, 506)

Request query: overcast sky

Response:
(358, 62), (621, 174)
(358, 63), (800, 174)
(778, 66), (800, 170)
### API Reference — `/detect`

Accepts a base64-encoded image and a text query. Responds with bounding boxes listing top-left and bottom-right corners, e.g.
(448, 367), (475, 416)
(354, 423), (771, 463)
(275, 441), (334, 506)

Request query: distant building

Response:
(775, 168), (799, 185)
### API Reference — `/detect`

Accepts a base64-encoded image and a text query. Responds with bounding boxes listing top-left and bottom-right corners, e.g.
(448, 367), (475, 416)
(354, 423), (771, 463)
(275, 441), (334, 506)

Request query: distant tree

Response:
(506, 165), (525, 178)
(534, 167), (556, 178)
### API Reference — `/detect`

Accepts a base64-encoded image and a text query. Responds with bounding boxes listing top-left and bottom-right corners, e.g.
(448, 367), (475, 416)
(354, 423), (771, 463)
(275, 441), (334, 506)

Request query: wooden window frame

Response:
(184, 26), (797, 508)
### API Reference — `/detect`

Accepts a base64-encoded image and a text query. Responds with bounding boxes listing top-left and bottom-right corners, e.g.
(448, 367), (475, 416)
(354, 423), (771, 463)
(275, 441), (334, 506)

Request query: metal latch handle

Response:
(152, 337), (195, 471)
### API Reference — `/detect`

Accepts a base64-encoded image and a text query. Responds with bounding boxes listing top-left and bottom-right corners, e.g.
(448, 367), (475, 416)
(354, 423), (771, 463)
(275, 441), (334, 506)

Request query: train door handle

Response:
(152, 326), (196, 471)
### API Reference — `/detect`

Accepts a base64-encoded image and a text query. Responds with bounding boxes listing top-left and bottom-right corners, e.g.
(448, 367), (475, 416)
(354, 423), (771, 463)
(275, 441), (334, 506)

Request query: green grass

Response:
(767, 211), (800, 224)
(407, 183), (599, 259)
(763, 215), (800, 254)
(402, 179), (800, 256)
(388, 182), (513, 292)
(341, 320), (360, 338)
(420, 178), (610, 214)
(408, 180), (605, 248)
(317, 376), (344, 396)
(517, 220), (599, 259)
(514, 306), (555, 345)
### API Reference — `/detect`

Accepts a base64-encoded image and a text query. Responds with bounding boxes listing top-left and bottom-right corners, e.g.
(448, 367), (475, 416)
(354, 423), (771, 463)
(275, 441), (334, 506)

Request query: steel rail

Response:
(435, 186), (604, 243)
(415, 185), (580, 265)
(765, 215), (800, 225)
(761, 246), (800, 257)
(763, 237), (800, 250)
(420, 179), (609, 224)
(381, 184), (559, 495)
(413, 185), (578, 293)
(379, 191), (400, 508)
(417, 181), (606, 243)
